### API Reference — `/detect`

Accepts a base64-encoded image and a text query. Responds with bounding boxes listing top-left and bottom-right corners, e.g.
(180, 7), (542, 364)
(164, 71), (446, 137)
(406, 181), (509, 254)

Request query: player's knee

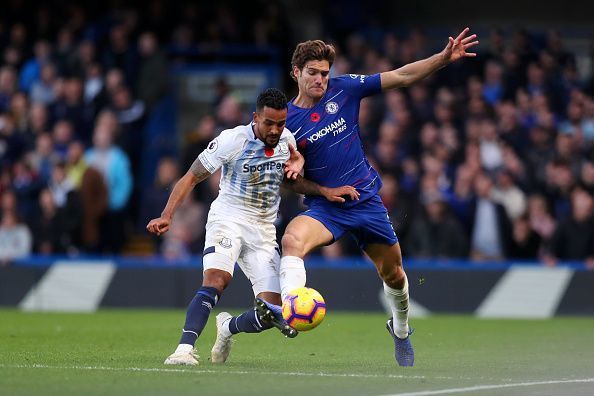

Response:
(202, 269), (232, 294)
(378, 259), (406, 289)
(381, 267), (406, 289)
(281, 232), (305, 257)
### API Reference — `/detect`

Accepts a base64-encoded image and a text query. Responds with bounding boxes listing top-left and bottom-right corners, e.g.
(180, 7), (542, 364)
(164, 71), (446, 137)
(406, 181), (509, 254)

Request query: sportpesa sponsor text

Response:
(242, 161), (284, 173)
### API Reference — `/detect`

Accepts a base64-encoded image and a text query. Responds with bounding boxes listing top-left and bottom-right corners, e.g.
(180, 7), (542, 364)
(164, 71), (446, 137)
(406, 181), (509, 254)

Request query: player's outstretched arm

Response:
(380, 27), (478, 90)
(146, 161), (211, 236)
(283, 175), (360, 203)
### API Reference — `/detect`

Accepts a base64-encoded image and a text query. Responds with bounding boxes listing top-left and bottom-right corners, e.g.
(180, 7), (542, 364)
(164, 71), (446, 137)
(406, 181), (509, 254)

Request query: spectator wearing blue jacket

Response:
(85, 114), (132, 252)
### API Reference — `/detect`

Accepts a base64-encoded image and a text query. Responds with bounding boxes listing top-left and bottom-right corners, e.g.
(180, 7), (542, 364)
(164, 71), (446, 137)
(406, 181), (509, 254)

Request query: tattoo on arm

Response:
(189, 157), (213, 183)
(283, 174), (322, 196)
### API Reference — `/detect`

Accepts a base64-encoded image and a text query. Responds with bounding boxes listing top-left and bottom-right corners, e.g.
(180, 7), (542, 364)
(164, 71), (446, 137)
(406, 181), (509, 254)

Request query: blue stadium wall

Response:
(2, 257), (593, 317)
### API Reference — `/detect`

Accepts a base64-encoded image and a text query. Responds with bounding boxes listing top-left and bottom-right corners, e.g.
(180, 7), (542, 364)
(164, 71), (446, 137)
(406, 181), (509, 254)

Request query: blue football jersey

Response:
(287, 73), (382, 208)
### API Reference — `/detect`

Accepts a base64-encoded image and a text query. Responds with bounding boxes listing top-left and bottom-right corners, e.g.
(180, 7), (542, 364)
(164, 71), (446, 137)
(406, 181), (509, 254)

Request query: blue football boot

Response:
(386, 318), (414, 366)
(254, 297), (298, 338)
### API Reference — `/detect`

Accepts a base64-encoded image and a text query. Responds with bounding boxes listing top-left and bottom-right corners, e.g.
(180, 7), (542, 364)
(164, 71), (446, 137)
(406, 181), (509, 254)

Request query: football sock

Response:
(228, 309), (273, 334)
(383, 276), (410, 339)
(179, 286), (219, 346)
(280, 256), (306, 300)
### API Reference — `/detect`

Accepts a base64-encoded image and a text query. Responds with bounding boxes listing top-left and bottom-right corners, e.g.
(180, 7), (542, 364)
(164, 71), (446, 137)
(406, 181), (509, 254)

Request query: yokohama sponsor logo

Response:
(307, 117), (347, 143)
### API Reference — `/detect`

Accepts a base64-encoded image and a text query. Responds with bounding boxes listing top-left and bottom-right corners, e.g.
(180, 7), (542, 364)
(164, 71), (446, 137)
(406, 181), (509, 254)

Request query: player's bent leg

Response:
(364, 242), (414, 366)
(254, 292), (298, 338)
(165, 268), (232, 366)
(280, 216), (333, 299)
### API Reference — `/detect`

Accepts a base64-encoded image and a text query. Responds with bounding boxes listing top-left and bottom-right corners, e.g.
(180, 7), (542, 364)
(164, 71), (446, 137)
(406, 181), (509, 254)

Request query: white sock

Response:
(175, 343), (194, 354)
(280, 256), (306, 301)
(219, 316), (233, 338)
(383, 276), (410, 339)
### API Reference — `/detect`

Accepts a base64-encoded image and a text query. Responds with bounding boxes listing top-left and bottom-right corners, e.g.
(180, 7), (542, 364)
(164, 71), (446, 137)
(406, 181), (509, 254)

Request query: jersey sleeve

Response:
(196, 129), (245, 174)
(330, 73), (382, 99)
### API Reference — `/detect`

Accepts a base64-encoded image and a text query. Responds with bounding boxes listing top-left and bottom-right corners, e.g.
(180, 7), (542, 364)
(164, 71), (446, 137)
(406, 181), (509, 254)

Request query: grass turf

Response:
(1, 309), (594, 395)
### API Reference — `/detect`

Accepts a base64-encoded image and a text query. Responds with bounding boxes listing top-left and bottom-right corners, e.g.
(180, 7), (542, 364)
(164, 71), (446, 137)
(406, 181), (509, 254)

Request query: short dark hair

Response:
(290, 40), (336, 81)
(256, 88), (287, 112)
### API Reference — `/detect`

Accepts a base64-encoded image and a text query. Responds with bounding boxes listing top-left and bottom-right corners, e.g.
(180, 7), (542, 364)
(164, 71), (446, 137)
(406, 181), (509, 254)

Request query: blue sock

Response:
(179, 286), (219, 345)
(228, 309), (273, 334)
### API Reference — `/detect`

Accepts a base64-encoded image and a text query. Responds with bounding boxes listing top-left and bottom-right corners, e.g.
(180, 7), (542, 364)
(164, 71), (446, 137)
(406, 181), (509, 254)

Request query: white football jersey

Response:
(198, 123), (296, 223)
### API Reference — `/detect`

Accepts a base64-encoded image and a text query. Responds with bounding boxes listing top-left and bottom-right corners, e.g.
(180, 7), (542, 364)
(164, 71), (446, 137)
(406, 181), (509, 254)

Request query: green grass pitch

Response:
(1, 309), (594, 395)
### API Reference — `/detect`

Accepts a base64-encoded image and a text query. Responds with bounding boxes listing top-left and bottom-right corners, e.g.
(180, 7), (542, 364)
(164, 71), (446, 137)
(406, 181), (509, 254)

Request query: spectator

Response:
(0, 113), (25, 165)
(215, 94), (246, 131)
(136, 32), (168, 110)
(51, 77), (95, 142)
(102, 24), (138, 85)
(0, 209), (32, 264)
(48, 161), (74, 208)
(406, 192), (468, 258)
(527, 193), (556, 251)
(26, 132), (57, 184)
(51, 119), (74, 159)
(66, 141), (108, 252)
(109, 85), (145, 172)
(547, 187), (594, 264)
(85, 120), (132, 253)
(30, 188), (69, 254)
(19, 39), (52, 93)
(23, 103), (49, 150)
(508, 214), (541, 259)
(469, 172), (511, 261)
(491, 169), (527, 220)
(30, 62), (57, 105)
(0, 66), (18, 112)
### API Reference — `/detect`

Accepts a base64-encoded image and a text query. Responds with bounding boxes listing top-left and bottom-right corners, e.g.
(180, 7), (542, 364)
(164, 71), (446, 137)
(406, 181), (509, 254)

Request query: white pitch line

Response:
(0, 364), (509, 382)
(0, 363), (428, 379)
(383, 378), (594, 396)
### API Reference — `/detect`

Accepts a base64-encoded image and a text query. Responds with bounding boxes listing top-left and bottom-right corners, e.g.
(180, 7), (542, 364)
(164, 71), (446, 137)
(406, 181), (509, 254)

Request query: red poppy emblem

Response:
(310, 112), (321, 122)
(264, 147), (274, 157)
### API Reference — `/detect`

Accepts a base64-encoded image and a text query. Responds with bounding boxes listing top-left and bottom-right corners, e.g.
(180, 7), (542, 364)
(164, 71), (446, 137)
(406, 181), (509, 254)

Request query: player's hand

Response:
(284, 144), (304, 180)
(320, 185), (360, 203)
(146, 217), (171, 236)
(441, 27), (479, 64)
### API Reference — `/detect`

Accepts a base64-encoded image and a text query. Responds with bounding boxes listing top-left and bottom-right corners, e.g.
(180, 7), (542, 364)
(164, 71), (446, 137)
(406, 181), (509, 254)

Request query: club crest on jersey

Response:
(279, 142), (289, 154)
(349, 74), (366, 84)
(219, 237), (232, 248)
(325, 101), (339, 114)
(206, 139), (218, 153)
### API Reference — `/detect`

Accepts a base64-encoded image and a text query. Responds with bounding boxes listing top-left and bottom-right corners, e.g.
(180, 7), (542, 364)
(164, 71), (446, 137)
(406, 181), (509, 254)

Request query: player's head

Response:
(291, 40), (336, 101)
(253, 88), (288, 147)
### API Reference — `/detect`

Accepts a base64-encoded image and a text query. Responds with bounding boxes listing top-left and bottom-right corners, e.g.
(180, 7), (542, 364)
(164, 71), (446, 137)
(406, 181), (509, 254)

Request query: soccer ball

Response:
(282, 287), (326, 331)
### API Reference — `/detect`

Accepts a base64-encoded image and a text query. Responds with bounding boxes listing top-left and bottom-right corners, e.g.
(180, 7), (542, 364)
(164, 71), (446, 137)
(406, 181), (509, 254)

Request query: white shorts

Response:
(202, 218), (280, 296)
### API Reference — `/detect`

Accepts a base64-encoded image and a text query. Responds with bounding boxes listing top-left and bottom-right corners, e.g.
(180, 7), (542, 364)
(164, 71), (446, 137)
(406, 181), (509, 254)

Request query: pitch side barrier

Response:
(2, 256), (593, 316)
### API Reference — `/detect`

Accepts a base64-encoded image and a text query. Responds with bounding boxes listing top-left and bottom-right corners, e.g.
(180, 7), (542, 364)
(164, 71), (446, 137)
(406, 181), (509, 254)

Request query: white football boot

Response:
(164, 344), (199, 365)
(211, 312), (234, 363)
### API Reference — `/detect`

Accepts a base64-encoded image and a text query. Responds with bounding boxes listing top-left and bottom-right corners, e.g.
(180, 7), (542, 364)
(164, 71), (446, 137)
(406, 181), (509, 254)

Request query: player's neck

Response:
(251, 123), (262, 141)
(292, 92), (320, 109)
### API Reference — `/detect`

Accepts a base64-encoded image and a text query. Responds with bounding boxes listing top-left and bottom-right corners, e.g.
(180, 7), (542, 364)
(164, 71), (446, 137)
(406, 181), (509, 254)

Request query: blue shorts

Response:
(301, 194), (398, 250)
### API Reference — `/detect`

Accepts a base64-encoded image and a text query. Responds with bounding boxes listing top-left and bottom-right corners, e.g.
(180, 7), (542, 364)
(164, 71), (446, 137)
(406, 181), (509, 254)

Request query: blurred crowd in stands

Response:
(1, 2), (593, 266)
(0, 2), (289, 263)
